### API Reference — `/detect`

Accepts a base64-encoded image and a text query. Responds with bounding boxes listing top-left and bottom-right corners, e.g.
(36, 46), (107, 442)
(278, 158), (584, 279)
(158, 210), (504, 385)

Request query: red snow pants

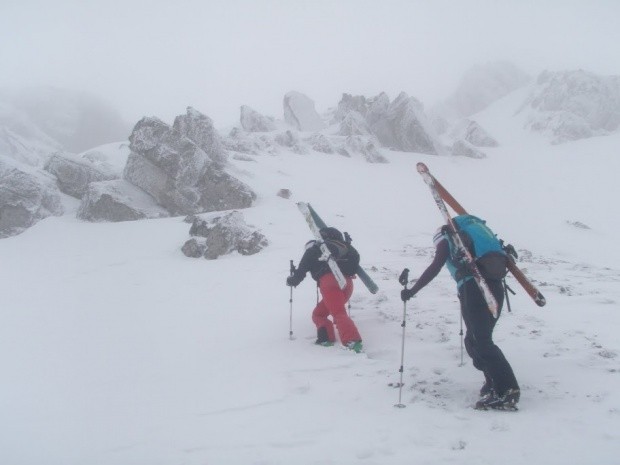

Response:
(312, 273), (361, 345)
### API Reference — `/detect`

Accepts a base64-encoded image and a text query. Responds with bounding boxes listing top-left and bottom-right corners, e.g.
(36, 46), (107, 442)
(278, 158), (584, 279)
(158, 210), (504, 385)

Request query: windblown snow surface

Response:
(1, 94), (619, 465)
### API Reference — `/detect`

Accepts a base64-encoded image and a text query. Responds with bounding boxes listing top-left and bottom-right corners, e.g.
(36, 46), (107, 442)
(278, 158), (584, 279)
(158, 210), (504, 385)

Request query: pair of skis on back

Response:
(297, 202), (379, 294)
(297, 164), (546, 314)
(416, 162), (546, 316)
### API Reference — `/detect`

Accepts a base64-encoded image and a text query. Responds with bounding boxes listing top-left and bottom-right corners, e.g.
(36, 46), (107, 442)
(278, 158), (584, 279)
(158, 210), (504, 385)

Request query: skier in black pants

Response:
(401, 227), (520, 410)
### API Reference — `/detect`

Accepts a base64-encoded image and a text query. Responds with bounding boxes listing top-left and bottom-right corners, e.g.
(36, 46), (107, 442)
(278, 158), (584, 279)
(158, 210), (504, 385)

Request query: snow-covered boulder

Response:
(369, 92), (438, 154)
(283, 91), (326, 132)
(173, 107), (227, 165)
(77, 179), (168, 222)
(450, 120), (498, 147)
(182, 210), (268, 259)
(240, 105), (277, 132)
(0, 116), (61, 167)
(0, 160), (63, 237)
(44, 152), (117, 198)
(451, 139), (486, 159)
(518, 70), (620, 144)
(124, 115), (255, 215)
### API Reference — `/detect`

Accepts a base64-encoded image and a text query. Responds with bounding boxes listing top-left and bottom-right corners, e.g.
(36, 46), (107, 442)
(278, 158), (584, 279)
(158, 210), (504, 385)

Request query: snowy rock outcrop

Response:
(0, 160), (63, 237)
(368, 92), (438, 154)
(283, 92), (326, 132)
(124, 110), (255, 216)
(518, 70), (620, 143)
(343, 136), (387, 163)
(44, 152), (117, 198)
(240, 106), (277, 132)
(450, 139), (486, 159)
(173, 107), (227, 166)
(77, 179), (168, 222)
(338, 111), (371, 136)
(182, 210), (268, 259)
(441, 61), (530, 119)
(450, 120), (498, 147)
(334, 94), (368, 122)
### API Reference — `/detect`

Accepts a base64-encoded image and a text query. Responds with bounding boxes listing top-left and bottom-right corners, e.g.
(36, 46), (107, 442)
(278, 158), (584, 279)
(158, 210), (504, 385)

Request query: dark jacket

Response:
(289, 240), (360, 285)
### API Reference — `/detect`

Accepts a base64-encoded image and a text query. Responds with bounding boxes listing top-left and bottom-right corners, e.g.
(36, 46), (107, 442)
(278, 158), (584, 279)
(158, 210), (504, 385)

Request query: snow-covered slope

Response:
(0, 98), (619, 465)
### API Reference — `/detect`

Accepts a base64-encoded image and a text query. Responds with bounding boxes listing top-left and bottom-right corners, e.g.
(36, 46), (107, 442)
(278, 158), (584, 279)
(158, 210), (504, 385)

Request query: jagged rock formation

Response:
(77, 179), (169, 222)
(368, 92), (438, 154)
(518, 69), (620, 144)
(182, 211), (268, 259)
(44, 152), (117, 198)
(173, 107), (227, 165)
(240, 105), (277, 132)
(283, 91), (326, 132)
(0, 160), (63, 237)
(124, 109), (255, 216)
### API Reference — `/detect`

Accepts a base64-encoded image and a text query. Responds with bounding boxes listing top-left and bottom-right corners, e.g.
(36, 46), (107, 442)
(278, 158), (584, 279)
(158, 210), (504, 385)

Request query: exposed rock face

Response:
(77, 179), (168, 222)
(124, 112), (255, 216)
(369, 92), (437, 154)
(240, 105), (277, 132)
(334, 94), (368, 122)
(283, 91), (326, 132)
(44, 152), (117, 198)
(182, 210), (268, 259)
(451, 139), (486, 159)
(338, 111), (371, 136)
(173, 107), (227, 165)
(0, 160), (63, 237)
(519, 70), (620, 143)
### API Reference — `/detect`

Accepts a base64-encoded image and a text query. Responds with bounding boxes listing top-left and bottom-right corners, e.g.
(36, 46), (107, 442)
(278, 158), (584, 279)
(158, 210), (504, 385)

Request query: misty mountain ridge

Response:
(1, 64), (620, 238)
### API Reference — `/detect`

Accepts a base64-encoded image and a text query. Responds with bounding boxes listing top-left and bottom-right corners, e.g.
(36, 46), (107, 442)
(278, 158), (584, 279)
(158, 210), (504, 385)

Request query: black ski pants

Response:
(459, 278), (519, 396)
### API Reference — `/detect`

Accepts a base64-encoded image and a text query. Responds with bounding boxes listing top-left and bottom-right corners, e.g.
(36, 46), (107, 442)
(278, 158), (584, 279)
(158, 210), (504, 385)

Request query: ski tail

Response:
(417, 162), (546, 308)
(306, 203), (379, 294)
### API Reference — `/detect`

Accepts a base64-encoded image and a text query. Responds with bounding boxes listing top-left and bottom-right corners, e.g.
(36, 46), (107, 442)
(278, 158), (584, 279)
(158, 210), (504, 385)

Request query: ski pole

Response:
(459, 313), (464, 367)
(395, 268), (410, 408)
(289, 260), (296, 340)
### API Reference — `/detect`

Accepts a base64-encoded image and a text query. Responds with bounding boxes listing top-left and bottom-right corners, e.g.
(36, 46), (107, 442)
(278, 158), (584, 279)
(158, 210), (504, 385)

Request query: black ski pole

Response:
(289, 260), (296, 340)
(395, 268), (410, 408)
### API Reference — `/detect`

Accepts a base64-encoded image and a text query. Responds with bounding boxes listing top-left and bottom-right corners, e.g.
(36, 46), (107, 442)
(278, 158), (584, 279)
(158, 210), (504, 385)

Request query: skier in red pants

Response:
(287, 227), (363, 353)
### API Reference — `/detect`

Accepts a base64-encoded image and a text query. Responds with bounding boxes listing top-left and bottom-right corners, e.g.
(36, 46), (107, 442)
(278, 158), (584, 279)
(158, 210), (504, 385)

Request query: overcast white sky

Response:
(2, 0), (619, 127)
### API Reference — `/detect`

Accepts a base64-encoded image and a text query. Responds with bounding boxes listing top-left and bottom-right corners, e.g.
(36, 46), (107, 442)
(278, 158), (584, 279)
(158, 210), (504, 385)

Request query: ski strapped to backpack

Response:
(297, 202), (347, 290)
(416, 162), (546, 308)
(306, 203), (379, 294)
(417, 163), (499, 318)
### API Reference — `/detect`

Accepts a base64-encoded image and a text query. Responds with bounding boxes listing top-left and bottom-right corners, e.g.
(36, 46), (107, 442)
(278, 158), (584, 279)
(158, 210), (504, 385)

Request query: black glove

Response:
(401, 288), (415, 302)
(287, 275), (300, 287)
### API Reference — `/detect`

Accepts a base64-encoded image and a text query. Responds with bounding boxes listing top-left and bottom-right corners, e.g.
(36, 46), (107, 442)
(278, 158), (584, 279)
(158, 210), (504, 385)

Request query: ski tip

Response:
(416, 162), (429, 173)
(536, 294), (547, 307)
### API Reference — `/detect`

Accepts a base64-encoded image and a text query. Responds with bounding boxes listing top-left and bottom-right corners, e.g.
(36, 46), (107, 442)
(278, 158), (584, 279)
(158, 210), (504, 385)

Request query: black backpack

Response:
(320, 227), (360, 276)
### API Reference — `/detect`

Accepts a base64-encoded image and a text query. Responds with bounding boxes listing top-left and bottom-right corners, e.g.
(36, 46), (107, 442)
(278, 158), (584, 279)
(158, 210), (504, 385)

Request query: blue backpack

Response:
(447, 215), (508, 281)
